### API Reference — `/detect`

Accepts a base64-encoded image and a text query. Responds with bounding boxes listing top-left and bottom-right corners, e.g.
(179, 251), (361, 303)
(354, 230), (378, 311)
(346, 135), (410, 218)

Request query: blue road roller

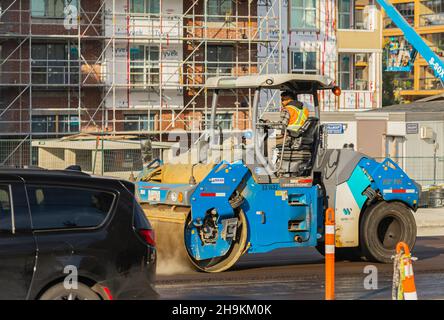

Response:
(136, 74), (420, 272)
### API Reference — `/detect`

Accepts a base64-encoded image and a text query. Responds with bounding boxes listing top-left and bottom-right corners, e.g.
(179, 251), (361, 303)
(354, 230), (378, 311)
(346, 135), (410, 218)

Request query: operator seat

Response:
(276, 117), (320, 177)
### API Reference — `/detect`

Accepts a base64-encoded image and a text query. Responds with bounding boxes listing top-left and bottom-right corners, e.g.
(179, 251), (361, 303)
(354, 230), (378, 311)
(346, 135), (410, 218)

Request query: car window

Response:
(133, 199), (151, 230)
(26, 185), (115, 230)
(0, 185), (12, 232)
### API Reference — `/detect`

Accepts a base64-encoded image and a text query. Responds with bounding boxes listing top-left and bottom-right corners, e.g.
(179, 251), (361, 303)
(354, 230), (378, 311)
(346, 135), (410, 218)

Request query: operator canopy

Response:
(205, 74), (335, 93)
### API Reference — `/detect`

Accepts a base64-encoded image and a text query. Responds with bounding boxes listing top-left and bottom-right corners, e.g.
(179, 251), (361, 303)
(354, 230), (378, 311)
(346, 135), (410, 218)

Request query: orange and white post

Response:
(396, 242), (418, 300)
(325, 208), (335, 300)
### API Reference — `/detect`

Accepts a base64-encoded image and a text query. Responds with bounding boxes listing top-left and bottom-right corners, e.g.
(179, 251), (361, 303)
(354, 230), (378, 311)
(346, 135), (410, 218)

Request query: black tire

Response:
(39, 283), (100, 300)
(360, 201), (417, 263)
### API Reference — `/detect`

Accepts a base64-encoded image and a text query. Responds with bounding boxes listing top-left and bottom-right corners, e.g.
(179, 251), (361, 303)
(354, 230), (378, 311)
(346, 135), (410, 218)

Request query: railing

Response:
(0, 58), (99, 86)
(337, 5), (376, 31)
(338, 90), (374, 110)
(0, 8), (279, 41)
(419, 77), (443, 90)
(0, 114), (253, 136)
(393, 77), (414, 90)
(384, 15), (414, 29)
(0, 58), (259, 87)
(355, 79), (369, 91)
(420, 13), (444, 27)
(428, 44), (444, 57)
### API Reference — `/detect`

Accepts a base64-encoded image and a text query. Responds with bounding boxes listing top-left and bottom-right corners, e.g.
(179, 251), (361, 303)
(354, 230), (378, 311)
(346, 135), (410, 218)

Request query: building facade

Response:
(0, 0), (283, 166)
(0, 0), (282, 138)
(262, 0), (383, 112)
(0, 0), (386, 167)
(383, 0), (444, 102)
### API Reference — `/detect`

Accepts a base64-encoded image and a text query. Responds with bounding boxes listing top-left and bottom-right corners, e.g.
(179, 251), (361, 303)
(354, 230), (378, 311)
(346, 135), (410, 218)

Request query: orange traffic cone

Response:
(396, 242), (417, 300)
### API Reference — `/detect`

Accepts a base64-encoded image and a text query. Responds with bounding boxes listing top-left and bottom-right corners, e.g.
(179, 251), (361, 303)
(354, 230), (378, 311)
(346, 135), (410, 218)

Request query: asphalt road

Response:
(156, 236), (444, 300)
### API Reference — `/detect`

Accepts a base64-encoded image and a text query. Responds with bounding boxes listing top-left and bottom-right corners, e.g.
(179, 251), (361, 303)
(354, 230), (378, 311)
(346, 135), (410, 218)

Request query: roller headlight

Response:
(170, 192), (183, 203)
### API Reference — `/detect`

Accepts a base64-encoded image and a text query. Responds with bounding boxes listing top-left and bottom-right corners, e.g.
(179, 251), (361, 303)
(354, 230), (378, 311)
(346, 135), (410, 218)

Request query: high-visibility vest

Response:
(286, 103), (309, 131)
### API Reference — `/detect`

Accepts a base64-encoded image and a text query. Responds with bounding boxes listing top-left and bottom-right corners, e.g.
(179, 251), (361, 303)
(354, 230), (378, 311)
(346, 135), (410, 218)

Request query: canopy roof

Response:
(205, 74), (335, 92)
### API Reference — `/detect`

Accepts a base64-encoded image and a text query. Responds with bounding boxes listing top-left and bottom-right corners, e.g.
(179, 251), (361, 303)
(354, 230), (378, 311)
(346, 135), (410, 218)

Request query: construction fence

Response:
(1, 139), (443, 186)
(0, 138), (155, 180)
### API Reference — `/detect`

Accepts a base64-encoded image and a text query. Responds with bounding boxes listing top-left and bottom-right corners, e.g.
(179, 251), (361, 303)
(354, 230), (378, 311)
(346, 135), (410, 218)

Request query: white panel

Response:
(104, 44), (128, 86)
(387, 121), (406, 136)
(339, 91), (373, 110)
(104, 0), (183, 40)
(103, 0), (184, 110)
(104, 0), (128, 37)
(335, 182), (360, 247)
(322, 121), (357, 149)
(105, 88), (183, 110)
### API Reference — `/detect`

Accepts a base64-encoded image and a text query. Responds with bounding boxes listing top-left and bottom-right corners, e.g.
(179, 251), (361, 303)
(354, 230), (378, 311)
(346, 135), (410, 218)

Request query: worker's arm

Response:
(264, 108), (290, 131)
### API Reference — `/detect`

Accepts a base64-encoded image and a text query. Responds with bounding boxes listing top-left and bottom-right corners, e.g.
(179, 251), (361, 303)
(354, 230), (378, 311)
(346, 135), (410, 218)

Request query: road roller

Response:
(136, 74), (420, 272)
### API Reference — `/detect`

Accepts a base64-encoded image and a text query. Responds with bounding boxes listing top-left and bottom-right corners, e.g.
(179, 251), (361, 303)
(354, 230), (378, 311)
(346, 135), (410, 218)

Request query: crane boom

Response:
(378, 0), (444, 84)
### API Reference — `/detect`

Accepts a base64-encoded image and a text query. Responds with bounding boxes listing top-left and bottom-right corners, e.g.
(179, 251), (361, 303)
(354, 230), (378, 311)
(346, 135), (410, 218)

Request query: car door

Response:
(27, 182), (117, 296)
(0, 178), (37, 300)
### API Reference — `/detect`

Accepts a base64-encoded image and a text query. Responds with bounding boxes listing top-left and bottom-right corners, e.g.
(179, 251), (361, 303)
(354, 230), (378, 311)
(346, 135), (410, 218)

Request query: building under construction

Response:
(383, 0), (444, 102)
(0, 0), (282, 165)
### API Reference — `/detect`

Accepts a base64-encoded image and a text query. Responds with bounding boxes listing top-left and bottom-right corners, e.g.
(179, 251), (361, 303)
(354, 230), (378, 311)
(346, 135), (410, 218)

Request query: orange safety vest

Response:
(286, 103), (309, 131)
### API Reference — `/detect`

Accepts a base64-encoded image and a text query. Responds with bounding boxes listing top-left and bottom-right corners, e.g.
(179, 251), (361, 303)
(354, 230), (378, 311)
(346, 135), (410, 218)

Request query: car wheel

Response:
(39, 283), (101, 300)
(360, 201), (417, 263)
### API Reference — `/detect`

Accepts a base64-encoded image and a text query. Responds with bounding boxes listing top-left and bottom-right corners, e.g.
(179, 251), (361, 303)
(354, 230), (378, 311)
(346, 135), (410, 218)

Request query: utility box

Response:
(420, 126), (434, 140)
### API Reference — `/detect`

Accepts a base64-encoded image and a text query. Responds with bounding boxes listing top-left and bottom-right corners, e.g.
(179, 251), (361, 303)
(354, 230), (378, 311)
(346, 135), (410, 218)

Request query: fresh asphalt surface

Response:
(155, 236), (444, 300)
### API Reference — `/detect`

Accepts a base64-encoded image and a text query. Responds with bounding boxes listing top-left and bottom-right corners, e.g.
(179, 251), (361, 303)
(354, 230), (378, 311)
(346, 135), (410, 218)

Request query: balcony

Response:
(429, 44), (444, 57)
(384, 3), (415, 29)
(420, 13), (444, 26)
(419, 77), (442, 90)
(384, 15), (414, 29)
(337, 3), (376, 31)
(422, 33), (444, 57)
(393, 78), (414, 90)
(355, 79), (369, 91)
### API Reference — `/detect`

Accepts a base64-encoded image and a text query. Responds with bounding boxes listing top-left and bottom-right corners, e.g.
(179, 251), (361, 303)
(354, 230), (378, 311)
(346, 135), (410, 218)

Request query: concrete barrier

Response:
(414, 208), (444, 237)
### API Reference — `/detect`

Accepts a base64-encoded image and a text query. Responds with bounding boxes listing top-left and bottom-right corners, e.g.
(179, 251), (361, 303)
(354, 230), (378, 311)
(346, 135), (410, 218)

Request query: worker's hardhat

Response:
(281, 91), (296, 100)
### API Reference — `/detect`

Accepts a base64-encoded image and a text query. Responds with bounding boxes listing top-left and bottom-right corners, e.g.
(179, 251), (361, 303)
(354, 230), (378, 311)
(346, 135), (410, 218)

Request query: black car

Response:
(0, 167), (157, 300)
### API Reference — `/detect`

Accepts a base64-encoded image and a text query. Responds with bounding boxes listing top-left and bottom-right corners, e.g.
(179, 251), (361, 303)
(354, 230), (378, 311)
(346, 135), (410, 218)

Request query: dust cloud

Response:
(152, 220), (194, 275)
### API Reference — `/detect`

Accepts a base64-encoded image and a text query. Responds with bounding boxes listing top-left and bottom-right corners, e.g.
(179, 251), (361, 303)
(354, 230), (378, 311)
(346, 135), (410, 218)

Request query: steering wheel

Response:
(257, 118), (272, 130)
(145, 158), (162, 169)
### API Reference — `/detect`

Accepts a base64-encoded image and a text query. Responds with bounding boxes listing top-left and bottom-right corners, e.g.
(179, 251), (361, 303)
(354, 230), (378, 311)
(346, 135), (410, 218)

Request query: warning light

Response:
(332, 86), (341, 96)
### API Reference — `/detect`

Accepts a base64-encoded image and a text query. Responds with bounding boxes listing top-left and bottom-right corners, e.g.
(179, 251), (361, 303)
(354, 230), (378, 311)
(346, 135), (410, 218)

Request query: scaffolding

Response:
(0, 0), (282, 166)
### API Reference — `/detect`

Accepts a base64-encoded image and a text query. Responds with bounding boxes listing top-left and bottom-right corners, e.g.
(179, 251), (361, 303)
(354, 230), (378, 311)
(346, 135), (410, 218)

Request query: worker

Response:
(280, 91), (309, 133)
(140, 135), (153, 164)
(263, 91), (309, 166)
(389, 37), (400, 68)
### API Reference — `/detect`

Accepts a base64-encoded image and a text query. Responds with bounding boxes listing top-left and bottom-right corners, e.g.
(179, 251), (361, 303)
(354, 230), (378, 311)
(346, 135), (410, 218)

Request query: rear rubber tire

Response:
(360, 201), (416, 263)
(39, 283), (100, 300)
